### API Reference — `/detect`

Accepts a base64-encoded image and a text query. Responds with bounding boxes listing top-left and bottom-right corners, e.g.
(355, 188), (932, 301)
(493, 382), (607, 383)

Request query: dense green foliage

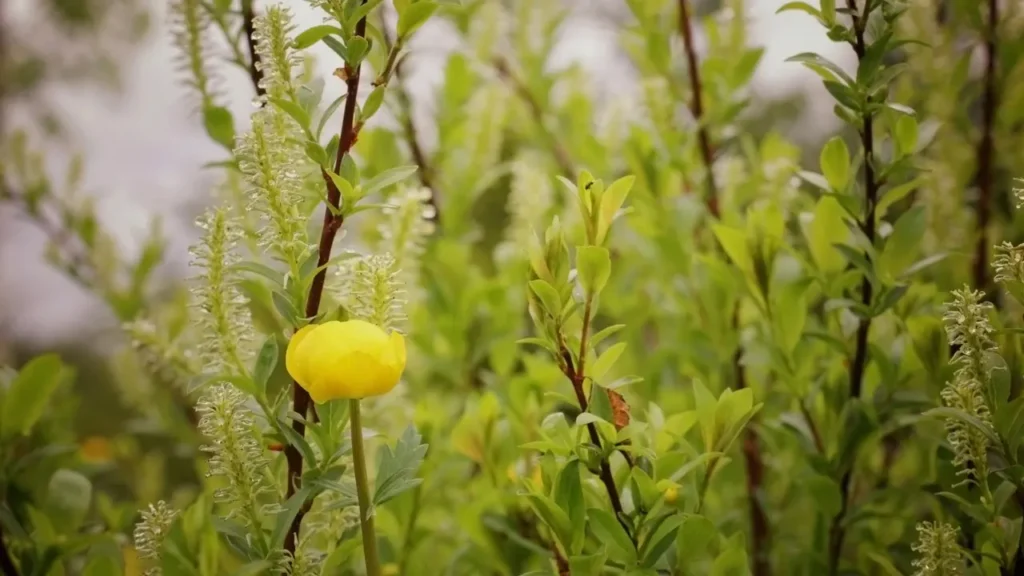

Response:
(2, 0), (1024, 574)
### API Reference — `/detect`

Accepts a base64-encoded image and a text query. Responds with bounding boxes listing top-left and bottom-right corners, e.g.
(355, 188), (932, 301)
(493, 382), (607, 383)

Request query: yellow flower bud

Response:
(285, 320), (406, 403)
(664, 486), (678, 505)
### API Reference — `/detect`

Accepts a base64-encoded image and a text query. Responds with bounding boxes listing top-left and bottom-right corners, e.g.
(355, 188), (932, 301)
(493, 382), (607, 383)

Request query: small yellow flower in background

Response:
(286, 320), (406, 403)
(80, 436), (113, 464)
(663, 486), (679, 505)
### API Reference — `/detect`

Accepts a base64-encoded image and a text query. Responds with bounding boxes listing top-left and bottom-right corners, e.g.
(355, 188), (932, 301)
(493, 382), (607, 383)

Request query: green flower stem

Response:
(350, 399), (381, 576)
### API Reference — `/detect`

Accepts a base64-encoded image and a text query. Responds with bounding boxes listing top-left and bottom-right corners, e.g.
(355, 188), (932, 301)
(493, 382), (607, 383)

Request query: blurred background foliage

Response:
(1, 0), (1024, 574)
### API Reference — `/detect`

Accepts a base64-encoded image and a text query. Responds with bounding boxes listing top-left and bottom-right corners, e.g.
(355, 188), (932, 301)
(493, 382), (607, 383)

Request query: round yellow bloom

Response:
(663, 486), (679, 505)
(285, 320), (406, 403)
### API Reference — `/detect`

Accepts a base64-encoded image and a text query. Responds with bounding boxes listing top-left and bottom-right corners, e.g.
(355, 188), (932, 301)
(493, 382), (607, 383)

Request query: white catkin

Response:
(188, 207), (253, 376)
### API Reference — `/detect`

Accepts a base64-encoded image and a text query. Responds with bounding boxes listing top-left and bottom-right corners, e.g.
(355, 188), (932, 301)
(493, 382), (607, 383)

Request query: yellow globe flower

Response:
(285, 320), (406, 403)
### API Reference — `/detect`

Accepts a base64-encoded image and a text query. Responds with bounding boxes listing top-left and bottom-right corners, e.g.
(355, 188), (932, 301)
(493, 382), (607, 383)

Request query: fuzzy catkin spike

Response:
(351, 254), (407, 331)
(379, 187), (435, 288)
(235, 107), (310, 267)
(253, 5), (301, 102)
(169, 0), (218, 106)
(123, 316), (198, 391)
(911, 522), (964, 576)
(133, 500), (179, 576)
(939, 287), (997, 483)
(197, 384), (277, 528)
(993, 241), (1024, 285)
(940, 376), (992, 483)
(943, 287), (996, 384)
(189, 207), (253, 376)
(496, 152), (555, 263)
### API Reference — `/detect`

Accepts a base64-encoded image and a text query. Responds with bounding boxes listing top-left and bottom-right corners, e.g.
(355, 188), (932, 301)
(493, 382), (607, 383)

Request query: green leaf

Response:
(602, 376), (644, 390)
(998, 397), (1024, 456)
(819, 0), (836, 22)
(373, 426), (428, 506)
(875, 179), (918, 221)
(775, 1), (822, 18)
(773, 280), (808, 353)
(2, 354), (71, 439)
(588, 508), (637, 566)
(576, 245), (612, 296)
(294, 25), (344, 50)
(322, 36), (348, 60)
(590, 342), (627, 381)
(804, 196), (849, 274)
(710, 544), (748, 576)
(630, 467), (659, 511)
(202, 106), (236, 150)
(806, 473), (842, 518)
(271, 290), (301, 326)
(362, 165), (418, 196)
(45, 469), (92, 533)
(712, 225), (753, 273)
(316, 94), (346, 140)
(526, 492), (573, 553)
(345, 37), (369, 67)
(893, 114), (918, 157)
(231, 260), (284, 285)
(676, 514), (716, 566)
(397, 1), (439, 38)
(529, 279), (563, 317)
(252, 335), (279, 395)
(819, 136), (850, 190)
(885, 102), (916, 115)
(305, 140), (329, 167)
(824, 80), (859, 110)
(271, 486), (313, 548)
(590, 324), (625, 348)
(786, 52), (854, 86)
(596, 175), (635, 245)
(360, 86), (386, 122)
(553, 460), (586, 554)
(83, 552), (121, 576)
(270, 98), (312, 134)
(880, 206), (925, 277)
(569, 551), (608, 576)
(640, 514), (682, 568)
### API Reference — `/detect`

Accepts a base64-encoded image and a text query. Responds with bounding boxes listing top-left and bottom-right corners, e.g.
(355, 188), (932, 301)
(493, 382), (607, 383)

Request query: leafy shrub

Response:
(2, 0), (1024, 575)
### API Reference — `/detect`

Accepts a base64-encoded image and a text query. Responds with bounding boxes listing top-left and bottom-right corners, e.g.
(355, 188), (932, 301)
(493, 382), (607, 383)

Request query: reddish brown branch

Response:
(679, 1), (768, 571)
(973, 0), (998, 293)
(241, 0), (265, 97)
(557, 307), (629, 535)
(677, 0), (719, 218)
(493, 58), (575, 179)
(283, 8), (368, 556)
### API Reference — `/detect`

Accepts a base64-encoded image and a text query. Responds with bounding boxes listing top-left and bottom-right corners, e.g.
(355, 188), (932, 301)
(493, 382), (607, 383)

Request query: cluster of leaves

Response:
(5, 0), (1024, 575)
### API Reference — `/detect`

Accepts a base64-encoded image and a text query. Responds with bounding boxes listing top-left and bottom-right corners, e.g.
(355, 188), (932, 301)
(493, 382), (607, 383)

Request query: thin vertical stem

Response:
(0, 522), (19, 576)
(677, 0), (719, 217)
(283, 2), (368, 555)
(240, 0), (265, 97)
(350, 399), (382, 576)
(973, 0), (998, 293)
(829, 1), (877, 573)
(558, 297), (629, 535)
(678, 1), (768, 572)
(379, 17), (440, 223)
